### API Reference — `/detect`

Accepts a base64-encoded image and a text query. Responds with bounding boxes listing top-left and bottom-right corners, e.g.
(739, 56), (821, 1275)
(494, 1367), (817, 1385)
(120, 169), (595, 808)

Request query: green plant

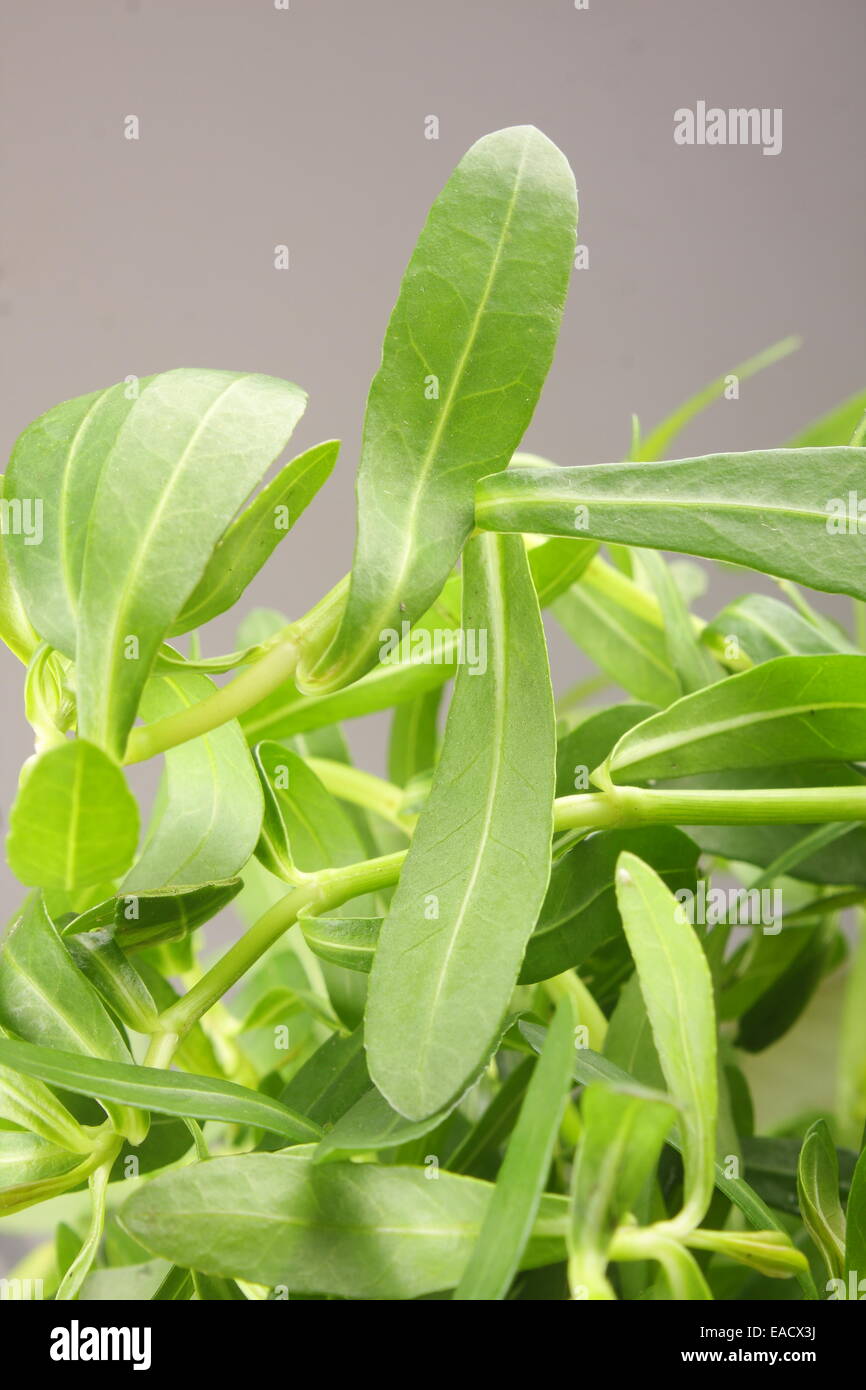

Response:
(1, 124), (865, 1302)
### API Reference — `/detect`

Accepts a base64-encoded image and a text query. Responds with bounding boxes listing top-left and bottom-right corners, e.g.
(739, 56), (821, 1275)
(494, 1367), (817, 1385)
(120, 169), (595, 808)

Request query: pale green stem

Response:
(156, 852), (406, 1042)
(124, 634), (301, 763)
(152, 781), (866, 1044)
(305, 757), (414, 830)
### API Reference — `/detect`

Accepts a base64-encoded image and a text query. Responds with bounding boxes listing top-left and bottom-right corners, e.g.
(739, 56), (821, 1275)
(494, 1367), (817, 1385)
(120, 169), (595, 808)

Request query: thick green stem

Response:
(124, 635), (301, 763)
(554, 784), (866, 829)
(154, 780), (866, 1042)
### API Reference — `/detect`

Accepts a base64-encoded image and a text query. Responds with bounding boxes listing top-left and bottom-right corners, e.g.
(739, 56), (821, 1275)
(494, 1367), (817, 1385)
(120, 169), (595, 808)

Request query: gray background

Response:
(1, 0), (864, 1269)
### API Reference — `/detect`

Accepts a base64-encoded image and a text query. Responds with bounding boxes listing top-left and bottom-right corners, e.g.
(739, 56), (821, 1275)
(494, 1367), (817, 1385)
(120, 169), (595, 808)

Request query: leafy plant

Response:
(1, 124), (864, 1302)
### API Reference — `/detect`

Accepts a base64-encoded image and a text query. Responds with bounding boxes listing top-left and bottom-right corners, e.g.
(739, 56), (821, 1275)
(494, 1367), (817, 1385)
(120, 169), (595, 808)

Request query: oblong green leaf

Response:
(300, 914), (379, 973)
(520, 826), (699, 984)
(124, 670), (262, 891)
(846, 1145), (866, 1281)
(454, 996), (575, 1300)
(614, 852), (717, 1228)
(552, 579), (681, 707)
(66, 880), (243, 953)
(476, 448), (866, 602)
(171, 439), (338, 634)
(120, 1151), (567, 1298)
(0, 1037), (321, 1144)
(62, 370), (306, 757)
(603, 654), (866, 784)
(797, 1118), (846, 1280)
(0, 1130), (83, 1189)
(300, 125), (577, 694)
(65, 931), (159, 1033)
(6, 741), (139, 895)
(702, 594), (855, 666)
(366, 532), (556, 1120)
(0, 475), (39, 663)
(787, 388), (866, 448)
(0, 897), (136, 1135)
(253, 742), (365, 882)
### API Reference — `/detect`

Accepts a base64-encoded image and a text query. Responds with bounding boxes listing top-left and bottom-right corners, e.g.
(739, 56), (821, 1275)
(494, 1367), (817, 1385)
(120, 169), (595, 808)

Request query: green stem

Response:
(124, 635), (301, 763)
(305, 757), (414, 830)
(555, 784), (866, 830)
(157, 851), (406, 1041)
(154, 779), (866, 1042)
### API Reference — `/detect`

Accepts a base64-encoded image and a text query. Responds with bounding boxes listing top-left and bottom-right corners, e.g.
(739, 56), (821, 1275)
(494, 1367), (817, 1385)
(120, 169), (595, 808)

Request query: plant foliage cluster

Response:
(1, 127), (865, 1301)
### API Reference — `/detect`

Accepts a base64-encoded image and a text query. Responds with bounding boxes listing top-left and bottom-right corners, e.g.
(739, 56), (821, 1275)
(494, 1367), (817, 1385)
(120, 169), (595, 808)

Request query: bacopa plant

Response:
(1, 124), (865, 1303)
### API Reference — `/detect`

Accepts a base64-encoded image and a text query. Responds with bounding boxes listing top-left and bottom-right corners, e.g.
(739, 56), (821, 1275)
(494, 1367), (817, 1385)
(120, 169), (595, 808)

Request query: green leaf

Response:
(568, 1082), (676, 1298)
(454, 997), (575, 1300)
(301, 126), (577, 693)
(32, 370), (306, 758)
(555, 704), (657, 797)
(798, 1119), (847, 1280)
(366, 533), (556, 1120)
(521, 1023), (812, 1292)
(742, 1135), (858, 1216)
(520, 827), (699, 984)
(614, 852), (717, 1228)
(67, 880), (242, 953)
(0, 896), (136, 1135)
(0, 475), (39, 663)
(602, 655), (866, 784)
(638, 549), (721, 693)
(56, 1155), (113, 1301)
(636, 338), (800, 462)
(552, 578), (681, 707)
(0, 1029), (92, 1153)
(476, 448), (866, 603)
(171, 439), (338, 634)
(0, 897), (132, 1065)
(300, 915), (378, 974)
(444, 1057), (534, 1175)
(65, 930), (159, 1033)
(253, 742), (365, 882)
(267, 1027), (369, 1141)
(387, 687), (442, 786)
(0, 1037), (322, 1144)
(120, 1150), (567, 1299)
(124, 670), (262, 890)
(787, 388), (866, 447)
(313, 1084), (455, 1165)
(0, 1130), (83, 1188)
(702, 594), (855, 666)
(846, 1146), (866, 1282)
(6, 741), (139, 895)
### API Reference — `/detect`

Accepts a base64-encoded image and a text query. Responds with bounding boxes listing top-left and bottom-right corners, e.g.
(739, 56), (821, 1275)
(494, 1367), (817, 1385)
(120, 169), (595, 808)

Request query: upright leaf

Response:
(19, 370), (307, 758)
(787, 388), (866, 447)
(7, 740), (139, 895)
(552, 580), (681, 707)
(568, 1082), (676, 1299)
(476, 448), (866, 603)
(0, 475), (38, 662)
(0, 897), (136, 1134)
(300, 125), (577, 693)
(614, 852), (717, 1229)
(797, 1118), (846, 1280)
(366, 533), (556, 1120)
(171, 439), (338, 633)
(453, 997), (575, 1300)
(253, 742), (365, 882)
(124, 670), (262, 891)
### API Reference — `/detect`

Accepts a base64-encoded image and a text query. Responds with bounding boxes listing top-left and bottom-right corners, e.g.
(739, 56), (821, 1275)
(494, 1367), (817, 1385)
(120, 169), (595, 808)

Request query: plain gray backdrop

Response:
(1, 0), (864, 1269)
